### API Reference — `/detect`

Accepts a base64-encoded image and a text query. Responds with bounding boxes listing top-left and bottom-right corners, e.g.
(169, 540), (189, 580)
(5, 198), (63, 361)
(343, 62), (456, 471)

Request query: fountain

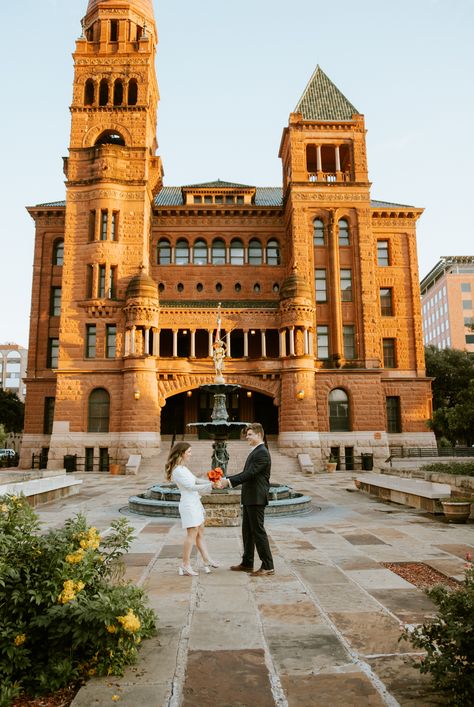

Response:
(128, 305), (312, 523)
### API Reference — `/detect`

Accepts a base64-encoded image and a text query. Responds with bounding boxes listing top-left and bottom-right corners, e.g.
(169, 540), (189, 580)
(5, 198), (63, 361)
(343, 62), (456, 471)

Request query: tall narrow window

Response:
(88, 388), (110, 433)
(99, 79), (109, 106)
(329, 389), (350, 432)
(193, 239), (207, 265)
(248, 239), (262, 265)
(84, 79), (95, 106)
(43, 397), (55, 435)
(211, 238), (226, 265)
(98, 265), (106, 298)
(50, 287), (62, 317)
(47, 338), (59, 369)
(110, 20), (118, 42)
(315, 269), (327, 302)
(266, 239), (281, 265)
(230, 239), (244, 265)
(338, 219), (350, 246)
(343, 325), (356, 359)
(316, 325), (329, 359)
(113, 80), (123, 106)
(377, 240), (390, 266)
(109, 266), (117, 299)
(86, 324), (97, 358)
(383, 338), (396, 368)
(380, 287), (393, 316)
(128, 79), (138, 106)
(106, 325), (117, 358)
(340, 269), (353, 301)
(386, 396), (401, 433)
(53, 239), (64, 266)
(175, 239), (190, 265)
(100, 210), (108, 241)
(86, 265), (94, 299)
(89, 210), (96, 241)
(157, 239), (171, 265)
(111, 211), (119, 241)
(313, 219), (325, 246)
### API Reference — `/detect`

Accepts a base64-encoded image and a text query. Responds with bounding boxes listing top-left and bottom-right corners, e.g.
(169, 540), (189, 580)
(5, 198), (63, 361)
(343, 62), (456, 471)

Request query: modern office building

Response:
(20, 0), (435, 470)
(0, 344), (27, 401)
(420, 256), (474, 352)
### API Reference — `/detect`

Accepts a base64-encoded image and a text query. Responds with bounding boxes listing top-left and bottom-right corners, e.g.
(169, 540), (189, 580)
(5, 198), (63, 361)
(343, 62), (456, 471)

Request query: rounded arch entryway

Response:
(160, 388), (278, 438)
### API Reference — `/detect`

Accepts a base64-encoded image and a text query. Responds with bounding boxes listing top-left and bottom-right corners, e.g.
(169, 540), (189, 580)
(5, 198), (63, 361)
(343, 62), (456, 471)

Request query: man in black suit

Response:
(217, 423), (274, 577)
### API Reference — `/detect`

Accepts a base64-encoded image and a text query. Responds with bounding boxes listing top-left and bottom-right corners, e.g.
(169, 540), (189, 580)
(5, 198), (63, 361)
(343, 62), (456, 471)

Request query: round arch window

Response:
(328, 389), (350, 432)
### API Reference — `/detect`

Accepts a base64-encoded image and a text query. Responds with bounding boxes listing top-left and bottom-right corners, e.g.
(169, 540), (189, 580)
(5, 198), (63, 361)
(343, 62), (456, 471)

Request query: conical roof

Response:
(86, 0), (155, 21)
(280, 272), (312, 301)
(126, 270), (159, 300)
(295, 66), (359, 121)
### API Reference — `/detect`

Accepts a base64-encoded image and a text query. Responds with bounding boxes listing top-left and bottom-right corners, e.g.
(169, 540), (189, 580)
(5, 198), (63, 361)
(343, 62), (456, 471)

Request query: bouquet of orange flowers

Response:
(207, 467), (223, 482)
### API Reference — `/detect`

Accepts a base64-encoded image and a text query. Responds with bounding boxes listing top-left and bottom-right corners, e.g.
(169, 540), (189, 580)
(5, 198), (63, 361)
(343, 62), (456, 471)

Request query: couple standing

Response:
(165, 423), (274, 578)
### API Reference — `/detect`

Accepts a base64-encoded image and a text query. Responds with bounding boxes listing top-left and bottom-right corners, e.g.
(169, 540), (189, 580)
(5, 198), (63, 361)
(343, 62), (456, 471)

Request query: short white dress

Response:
(171, 465), (213, 529)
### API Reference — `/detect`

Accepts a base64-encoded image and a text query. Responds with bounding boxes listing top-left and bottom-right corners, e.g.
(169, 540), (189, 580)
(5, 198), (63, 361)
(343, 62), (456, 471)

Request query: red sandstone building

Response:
(20, 0), (435, 471)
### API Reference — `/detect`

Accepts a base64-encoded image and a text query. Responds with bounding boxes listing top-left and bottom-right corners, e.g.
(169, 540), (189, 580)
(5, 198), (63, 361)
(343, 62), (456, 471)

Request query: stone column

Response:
(335, 145), (341, 172)
(317, 145), (322, 175)
(144, 327), (150, 355)
(243, 330), (249, 358)
(153, 328), (160, 356)
(303, 328), (309, 355)
(125, 328), (130, 356)
(226, 331), (231, 358)
(261, 330), (267, 358)
(208, 330), (213, 357)
(308, 329), (314, 356)
(190, 330), (196, 358)
(289, 328), (295, 356)
(172, 330), (178, 357)
(130, 326), (136, 355)
(328, 213), (343, 364)
(279, 330), (286, 357)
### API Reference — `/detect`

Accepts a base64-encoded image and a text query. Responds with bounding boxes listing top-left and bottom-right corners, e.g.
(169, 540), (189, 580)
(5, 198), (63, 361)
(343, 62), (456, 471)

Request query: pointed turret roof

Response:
(295, 66), (359, 121)
(86, 0), (155, 21)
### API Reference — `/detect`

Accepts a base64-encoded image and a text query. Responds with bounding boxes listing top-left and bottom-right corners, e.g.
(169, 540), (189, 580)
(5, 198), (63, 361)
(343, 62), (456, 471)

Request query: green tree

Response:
(0, 391), (24, 433)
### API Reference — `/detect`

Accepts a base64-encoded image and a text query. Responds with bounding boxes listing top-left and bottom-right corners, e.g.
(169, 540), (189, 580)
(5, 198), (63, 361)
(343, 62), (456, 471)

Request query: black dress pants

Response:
(241, 504), (274, 570)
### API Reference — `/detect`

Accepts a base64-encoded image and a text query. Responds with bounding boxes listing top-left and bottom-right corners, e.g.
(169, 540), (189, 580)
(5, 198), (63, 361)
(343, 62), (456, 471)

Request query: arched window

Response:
(157, 239), (171, 265)
(128, 79), (138, 106)
(53, 239), (64, 266)
(313, 219), (325, 246)
(328, 389), (350, 432)
(211, 238), (226, 265)
(84, 79), (95, 106)
(88, 388), (110, 433)
(266, 239), (280, 265)
(95, 130), (125, 146)
(193, 239), (207, 265)
(230, 239), (244, 265)
(99, 79), (109, 107)
(338, 219), (350, 246)
(175, 239), (190, 265)
(113, 80), (124, 106)
(248, 239), (262, 265)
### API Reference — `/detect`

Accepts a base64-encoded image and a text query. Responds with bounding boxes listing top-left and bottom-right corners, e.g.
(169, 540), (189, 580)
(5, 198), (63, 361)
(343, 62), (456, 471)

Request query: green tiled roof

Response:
(371, 199), (415, 209)
(295, 66), (359, 121)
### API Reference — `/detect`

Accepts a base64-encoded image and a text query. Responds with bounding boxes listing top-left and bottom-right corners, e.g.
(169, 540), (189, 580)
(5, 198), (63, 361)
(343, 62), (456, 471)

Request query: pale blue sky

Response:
(1, 0), (473, 347)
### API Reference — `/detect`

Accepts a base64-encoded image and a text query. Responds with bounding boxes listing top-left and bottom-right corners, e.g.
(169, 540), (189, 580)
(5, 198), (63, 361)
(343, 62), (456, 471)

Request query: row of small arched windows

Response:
(84, 78), (138, 107)
(157, 238), (281, 266)
(314, 218), (350, 246)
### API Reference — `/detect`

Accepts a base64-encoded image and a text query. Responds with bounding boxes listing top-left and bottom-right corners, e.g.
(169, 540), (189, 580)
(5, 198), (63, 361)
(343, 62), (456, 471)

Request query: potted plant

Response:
(440, 496), (472, 523)
(326, 453), (337, 473)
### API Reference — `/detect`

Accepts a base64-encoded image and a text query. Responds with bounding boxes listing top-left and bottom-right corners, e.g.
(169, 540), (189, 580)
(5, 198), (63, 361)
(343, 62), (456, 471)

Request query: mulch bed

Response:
(11, 683), (81, 707)
(382, 561), (461, 590)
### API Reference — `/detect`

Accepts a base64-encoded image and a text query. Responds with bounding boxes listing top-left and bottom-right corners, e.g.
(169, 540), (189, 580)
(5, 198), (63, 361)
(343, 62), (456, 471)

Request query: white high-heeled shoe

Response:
(203, 559), (220, 573)
(178, 565), (198, 576)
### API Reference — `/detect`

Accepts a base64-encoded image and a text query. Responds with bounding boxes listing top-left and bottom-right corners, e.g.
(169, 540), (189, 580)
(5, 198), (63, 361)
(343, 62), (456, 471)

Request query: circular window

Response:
(196, 283), (203, 292)
(253, 283), (261, 293)
(272, 283), (280, 293)
(158, 282), (165, 292)
(177, 283), (184, 292)
(216, 282), (223, 292)
(235, 282), (241, 292)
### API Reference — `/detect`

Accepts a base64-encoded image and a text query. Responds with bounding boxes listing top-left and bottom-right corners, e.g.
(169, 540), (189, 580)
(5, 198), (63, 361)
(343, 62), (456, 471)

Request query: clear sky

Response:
(1, 0), (473, 347)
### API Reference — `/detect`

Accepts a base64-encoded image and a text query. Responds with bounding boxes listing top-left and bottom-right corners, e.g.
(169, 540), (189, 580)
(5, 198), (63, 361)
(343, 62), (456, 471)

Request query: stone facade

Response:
(21, 0), (435, 471)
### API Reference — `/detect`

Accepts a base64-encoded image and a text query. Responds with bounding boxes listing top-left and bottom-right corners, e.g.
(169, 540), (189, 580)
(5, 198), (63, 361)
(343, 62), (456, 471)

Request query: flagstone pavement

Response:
(33, 460), (473, 707)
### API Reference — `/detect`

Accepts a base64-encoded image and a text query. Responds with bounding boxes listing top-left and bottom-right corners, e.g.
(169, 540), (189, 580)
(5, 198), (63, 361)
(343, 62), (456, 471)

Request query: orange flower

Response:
(207, 467), (223, 482)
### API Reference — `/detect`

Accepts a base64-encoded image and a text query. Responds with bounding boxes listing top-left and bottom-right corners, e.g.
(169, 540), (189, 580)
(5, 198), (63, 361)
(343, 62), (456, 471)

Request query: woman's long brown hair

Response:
(165, 442), (191, 481)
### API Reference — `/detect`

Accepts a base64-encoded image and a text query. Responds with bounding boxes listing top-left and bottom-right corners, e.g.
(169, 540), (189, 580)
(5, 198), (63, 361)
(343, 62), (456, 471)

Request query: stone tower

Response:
(40, 0), (163, 468)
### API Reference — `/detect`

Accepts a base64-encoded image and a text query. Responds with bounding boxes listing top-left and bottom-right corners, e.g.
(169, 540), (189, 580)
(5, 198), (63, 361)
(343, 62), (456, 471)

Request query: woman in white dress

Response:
(165, 442), (219, 576)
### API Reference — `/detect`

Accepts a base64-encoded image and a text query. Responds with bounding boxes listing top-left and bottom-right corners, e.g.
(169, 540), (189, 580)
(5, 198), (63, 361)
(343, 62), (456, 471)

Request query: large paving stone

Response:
(196, 584), (253, 612)
(281, 672), (386, 706)
(122, 552), (155, 566)
(264, 625), (351, 674)
(367, 655), (447, 705)
(437, 542), (474, 559)
(309, 584), (382, 612)
(368, 588), (437, 623)
(334, 557), (382, 570)
(189, 611), (262, 650)
(183, 649), (274, 707)
(259, 601), (323, 625)
(71, 682), (170, 706)
(291, 561), (350, 585)
(345, 568), (414, 589)
(342, 533), (388, 546)
(329, 611), (405, 655)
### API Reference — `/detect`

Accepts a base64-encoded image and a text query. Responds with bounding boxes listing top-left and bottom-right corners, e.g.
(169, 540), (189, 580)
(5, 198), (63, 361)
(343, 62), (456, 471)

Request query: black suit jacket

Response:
(228, 444), (271, 506)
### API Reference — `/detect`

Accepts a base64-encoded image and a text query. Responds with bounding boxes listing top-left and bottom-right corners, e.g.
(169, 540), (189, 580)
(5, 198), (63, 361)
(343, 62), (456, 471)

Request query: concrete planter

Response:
(441, 500), (472, 523)
(109, 463), (121, 475)
(326, 462), (337, 473)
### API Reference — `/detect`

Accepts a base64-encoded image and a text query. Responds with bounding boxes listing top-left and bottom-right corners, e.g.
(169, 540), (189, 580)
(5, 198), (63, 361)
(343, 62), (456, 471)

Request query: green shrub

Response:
(400, 558), (474, 705)
(421, 462), (474, 477)
(0, 494), (157, 705)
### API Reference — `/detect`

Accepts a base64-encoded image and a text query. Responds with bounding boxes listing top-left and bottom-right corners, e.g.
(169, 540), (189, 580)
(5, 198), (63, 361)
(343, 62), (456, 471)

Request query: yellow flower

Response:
(0, 503), (9, 513)
(106, 624), (117, 634)
(14, 634), (26, 646)
(117, 609), (141, 633)
(66, 549), (85, 564)
(88, 668), (96, 677)
(79, 527), (101, 550)
(112, 696), (120, 702)
(58, 579), (85, 604)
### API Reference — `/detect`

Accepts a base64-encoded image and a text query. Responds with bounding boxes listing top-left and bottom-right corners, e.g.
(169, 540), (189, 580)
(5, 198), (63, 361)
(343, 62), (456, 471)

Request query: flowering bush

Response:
(0, 494), (156, 706)
(400, 555), (474, 704)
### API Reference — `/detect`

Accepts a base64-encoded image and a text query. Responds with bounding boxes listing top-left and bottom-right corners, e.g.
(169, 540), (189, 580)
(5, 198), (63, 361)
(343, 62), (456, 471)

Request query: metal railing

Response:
(31, 453), (119, 472)
(389, 446), (474, 459)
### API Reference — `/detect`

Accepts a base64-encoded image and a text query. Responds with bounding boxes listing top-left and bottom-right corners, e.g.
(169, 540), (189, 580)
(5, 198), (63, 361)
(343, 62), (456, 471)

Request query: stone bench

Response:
(356, 473), (451, 513)
(0, 474), (82, 508)
(298, 453), (315, 475)
(125, 454), (141, 475)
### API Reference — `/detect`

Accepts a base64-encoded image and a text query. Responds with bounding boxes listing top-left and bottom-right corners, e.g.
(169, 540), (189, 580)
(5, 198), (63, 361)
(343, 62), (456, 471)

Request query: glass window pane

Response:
(175, 239), (190, 265)
(315, 269), (327, 302)
(230, 239), (244, 265)
(88, 388), (110, 433)
(383, 338), (396, 367)
(248, 239), (262, 265)
(380, 287), (393, 316)
(317, 325), (329, 358)
(329, 388), (350, 431)
(343, 325), (356, 359)
(386, 396), (401, 433)
(266, 239), (280, 265)
(313, 219), (325, 246)
(377, 240), (389, 266)
(340, 269), (352, 301)
(193, 239), (207, 265)
(157, 239), (171, 265)
(212, 239), (226, 264)
(338, 219), (350, 246)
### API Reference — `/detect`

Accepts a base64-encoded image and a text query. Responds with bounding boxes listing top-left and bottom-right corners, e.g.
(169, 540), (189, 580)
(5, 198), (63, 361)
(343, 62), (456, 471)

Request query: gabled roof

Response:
(154, 186), (283, 207)
(183, 179), (254, 189)
(295, 65), (359, 121)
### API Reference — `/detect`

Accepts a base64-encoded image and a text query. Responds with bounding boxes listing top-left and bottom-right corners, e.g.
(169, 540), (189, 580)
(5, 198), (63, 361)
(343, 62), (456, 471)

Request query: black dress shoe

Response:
(230, 564), (254, 572)
(250, 568), (275, 577)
